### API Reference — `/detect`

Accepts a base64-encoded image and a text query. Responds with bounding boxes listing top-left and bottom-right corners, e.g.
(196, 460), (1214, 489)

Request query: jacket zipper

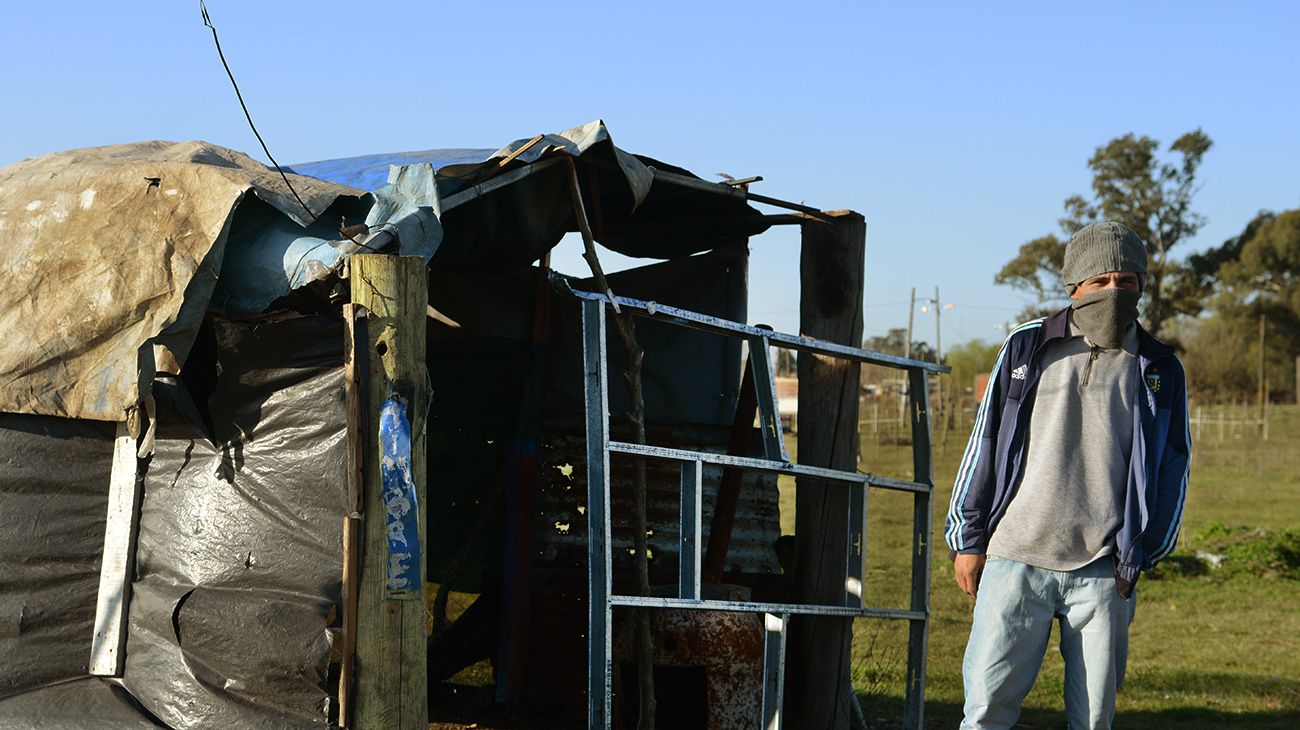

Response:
(1081, 345), (1100, 386)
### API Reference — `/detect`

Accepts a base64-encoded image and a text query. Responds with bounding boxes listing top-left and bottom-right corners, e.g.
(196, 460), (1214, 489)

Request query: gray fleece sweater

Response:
(985, 317), (1139, 570)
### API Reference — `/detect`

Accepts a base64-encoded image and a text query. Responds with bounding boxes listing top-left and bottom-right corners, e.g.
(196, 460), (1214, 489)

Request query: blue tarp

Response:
(287, 148), (495, 193)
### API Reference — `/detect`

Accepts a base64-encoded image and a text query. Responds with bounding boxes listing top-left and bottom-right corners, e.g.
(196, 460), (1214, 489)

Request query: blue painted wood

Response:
(379, 395), (421, 599)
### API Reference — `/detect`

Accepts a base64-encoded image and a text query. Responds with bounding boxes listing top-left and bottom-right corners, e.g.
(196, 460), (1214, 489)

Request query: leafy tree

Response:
(944, 339), (1002, 397)
(1179, 209), (1300, 400)
(861, 328), (934, 394)
(992, 235), (1069, 317)
(1181, 316), (1255, 400)
(864, 327), (935, 362)
(1221, 210), (1300, 398)
(996, 130), (1213, 334)
(1165, 210), (1276, 318)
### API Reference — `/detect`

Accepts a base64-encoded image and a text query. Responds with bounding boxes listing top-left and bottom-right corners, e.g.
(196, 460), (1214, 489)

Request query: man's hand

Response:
(954, 553), (987, 599)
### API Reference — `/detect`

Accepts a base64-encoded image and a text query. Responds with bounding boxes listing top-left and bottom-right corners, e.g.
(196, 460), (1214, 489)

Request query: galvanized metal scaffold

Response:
(572, 283), (947, 730)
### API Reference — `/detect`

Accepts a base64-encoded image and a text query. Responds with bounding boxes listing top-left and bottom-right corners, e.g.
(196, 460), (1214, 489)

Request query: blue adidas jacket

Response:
(944, 307), (1190, 591)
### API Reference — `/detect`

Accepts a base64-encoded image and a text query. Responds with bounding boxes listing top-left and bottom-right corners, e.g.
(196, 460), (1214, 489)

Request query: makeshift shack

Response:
(0, 120), (941, 730)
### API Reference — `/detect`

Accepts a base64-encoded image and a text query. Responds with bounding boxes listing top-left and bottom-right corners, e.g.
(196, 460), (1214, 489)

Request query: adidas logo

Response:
(1010, 365), (1028, 381)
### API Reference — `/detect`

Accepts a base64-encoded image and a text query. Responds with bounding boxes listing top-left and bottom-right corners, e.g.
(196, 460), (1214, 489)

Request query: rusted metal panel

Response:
(612, 610), (765, 730)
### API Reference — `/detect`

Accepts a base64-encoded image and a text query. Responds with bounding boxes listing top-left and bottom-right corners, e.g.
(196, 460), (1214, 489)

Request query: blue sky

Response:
(3, 1), (1297, 347)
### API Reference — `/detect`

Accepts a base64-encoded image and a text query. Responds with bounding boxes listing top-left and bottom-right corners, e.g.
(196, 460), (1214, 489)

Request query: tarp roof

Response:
(0, 120), (767, 422)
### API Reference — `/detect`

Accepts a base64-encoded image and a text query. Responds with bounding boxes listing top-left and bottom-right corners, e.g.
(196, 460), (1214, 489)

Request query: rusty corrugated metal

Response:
(612, 610), (764, 730)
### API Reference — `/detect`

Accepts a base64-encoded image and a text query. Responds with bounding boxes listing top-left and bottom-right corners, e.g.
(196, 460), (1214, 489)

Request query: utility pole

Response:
(904, 287), (916, 426)
(1258, 314), (1266, 417)
(934, 286), (943, 420)
(934, 286), (943, 367)
(906, 287), (916, 359)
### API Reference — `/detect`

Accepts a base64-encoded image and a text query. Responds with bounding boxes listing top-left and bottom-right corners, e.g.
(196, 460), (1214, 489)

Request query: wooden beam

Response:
(596, 213), (806, 236)
(785, 210), (866, 730)
(646, 166), (824, 215)
(349, 255), (429, 730)
(701, 350), (760, 584)
(89, 421), (141, 677)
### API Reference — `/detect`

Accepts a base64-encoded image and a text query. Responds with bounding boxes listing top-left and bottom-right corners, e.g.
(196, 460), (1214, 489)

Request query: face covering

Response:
(1070, 288), (1141, 349)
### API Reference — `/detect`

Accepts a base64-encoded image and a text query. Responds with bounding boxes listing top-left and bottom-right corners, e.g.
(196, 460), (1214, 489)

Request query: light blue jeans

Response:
(960, 557), (1136, 730)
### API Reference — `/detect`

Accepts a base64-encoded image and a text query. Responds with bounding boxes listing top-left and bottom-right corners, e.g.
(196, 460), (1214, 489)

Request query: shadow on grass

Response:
(859, 667), (1300, 729)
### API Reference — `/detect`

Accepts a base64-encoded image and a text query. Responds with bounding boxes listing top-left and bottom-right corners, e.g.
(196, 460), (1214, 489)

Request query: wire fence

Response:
(1189, 401), (1272, 442)
(846, 397), (1276, 443)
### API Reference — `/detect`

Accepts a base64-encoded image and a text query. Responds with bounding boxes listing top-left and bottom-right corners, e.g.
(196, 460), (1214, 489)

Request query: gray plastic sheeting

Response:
(120, 315), (348, 729)
(0, 413), (115, 699)
(0, 678), (162, 729)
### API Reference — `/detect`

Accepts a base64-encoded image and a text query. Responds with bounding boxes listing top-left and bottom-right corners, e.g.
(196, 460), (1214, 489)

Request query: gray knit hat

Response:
(1062, 221), (1147, 289)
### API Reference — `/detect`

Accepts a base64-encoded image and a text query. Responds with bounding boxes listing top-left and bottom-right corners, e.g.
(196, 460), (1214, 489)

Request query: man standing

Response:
(946, 222), (1190, 729)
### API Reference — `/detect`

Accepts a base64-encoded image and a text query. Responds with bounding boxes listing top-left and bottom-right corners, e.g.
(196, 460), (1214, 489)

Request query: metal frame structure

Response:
(572, 283), (945, 729)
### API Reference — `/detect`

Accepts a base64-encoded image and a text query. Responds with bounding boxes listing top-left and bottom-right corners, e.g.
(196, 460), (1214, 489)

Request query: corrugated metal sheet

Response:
(521, 420), (782, 714)
(534, 422), (782, 579)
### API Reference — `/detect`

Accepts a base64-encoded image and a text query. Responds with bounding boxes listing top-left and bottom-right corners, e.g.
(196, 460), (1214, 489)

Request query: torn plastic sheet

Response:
(210, 163), (444, 317)
(0, 413), (115, 699)
(3, 121), (765, 425)
(0, 140), (362, 422)
(379, 395), (421, 597)
(120, 315), (346, 729)
(291, 119), (767, 268)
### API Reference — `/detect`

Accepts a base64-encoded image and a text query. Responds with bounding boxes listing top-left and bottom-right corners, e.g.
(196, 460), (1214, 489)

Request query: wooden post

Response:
(350, 255), (428, 730)
(786, 211), (865, 730)
(1263, 379), (1270, 440)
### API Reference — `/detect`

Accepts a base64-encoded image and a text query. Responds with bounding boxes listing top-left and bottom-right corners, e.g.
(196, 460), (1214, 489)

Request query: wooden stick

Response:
(497, 134), (545, 167)
(338, 514), (361, 727)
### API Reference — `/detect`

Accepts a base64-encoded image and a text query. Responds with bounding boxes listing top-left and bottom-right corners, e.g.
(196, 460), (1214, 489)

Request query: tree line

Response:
(994, 129), (1298, 402)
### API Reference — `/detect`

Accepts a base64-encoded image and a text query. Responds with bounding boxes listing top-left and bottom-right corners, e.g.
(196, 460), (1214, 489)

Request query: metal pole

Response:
(582, 300), (613, 730)
(904, 367), (933, 729)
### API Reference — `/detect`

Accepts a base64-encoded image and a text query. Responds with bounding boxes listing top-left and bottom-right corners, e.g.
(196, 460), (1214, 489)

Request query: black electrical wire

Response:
(193, 2), (384, 253)
(199, 1), (317, 225)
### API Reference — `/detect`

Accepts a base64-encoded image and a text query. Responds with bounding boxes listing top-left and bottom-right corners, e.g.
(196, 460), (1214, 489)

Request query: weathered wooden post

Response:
(348, 254), (429, 730)
(786, 210), (866, 729)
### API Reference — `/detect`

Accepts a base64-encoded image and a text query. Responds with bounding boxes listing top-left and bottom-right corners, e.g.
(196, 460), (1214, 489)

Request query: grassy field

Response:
(780, 402), (1300, 729)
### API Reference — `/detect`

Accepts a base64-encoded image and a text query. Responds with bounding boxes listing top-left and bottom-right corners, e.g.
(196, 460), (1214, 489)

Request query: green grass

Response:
(781, 403), (1300, 729)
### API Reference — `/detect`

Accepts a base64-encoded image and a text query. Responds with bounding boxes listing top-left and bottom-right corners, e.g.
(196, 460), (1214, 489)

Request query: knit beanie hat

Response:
(1061, 221), (1148, 291)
